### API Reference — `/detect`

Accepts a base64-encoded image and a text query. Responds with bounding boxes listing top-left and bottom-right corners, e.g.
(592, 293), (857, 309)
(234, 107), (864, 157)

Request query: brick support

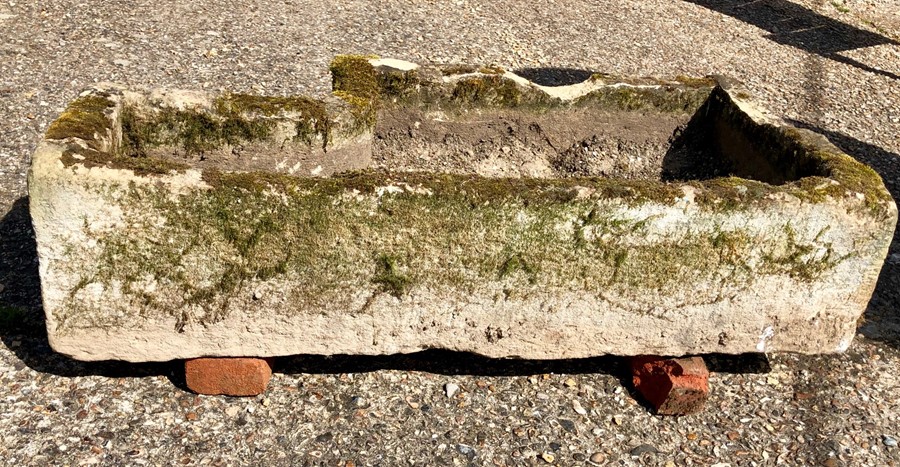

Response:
(185, 357), (273, 396)
(630, 356), (709, 415)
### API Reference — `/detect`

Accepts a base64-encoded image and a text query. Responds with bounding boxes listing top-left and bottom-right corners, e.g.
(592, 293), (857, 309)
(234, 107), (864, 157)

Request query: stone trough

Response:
(29, 56), (896, 364)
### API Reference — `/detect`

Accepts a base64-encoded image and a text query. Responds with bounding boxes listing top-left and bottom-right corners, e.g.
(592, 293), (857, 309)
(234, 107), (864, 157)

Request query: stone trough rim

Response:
(37, 56), (895, 221)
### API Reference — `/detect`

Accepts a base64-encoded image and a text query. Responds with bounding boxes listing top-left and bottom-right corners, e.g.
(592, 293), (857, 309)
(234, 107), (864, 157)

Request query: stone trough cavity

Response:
(29, 56), (896, 362)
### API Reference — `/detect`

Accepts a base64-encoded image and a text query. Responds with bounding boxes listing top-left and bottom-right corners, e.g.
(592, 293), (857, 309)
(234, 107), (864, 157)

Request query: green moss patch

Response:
(216, 93), (330, 145)
(124, 106), (270, 155)
(48, 60), (891, 225)
(45, 94), (116, 149)
(60, 147), (190, 176)
(372, 254), (411, 298)
(329, 55), (385, 132)
(450, 75), (526, 107)
(48, 93), (191, 175)
(358, 63), (714, 114)
(797, 145), (892, 214)
(50, 88), (349, 176)
(573, 85), (711, 114)
(123, 93), (332, 155)
(330, 54), (380, 100)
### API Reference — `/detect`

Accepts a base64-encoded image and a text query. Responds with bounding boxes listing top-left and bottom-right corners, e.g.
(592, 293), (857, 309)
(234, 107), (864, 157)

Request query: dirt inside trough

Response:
(134, 119), (375, 178)
(127, 105), (726, 181)
(372, 107), (721, 180)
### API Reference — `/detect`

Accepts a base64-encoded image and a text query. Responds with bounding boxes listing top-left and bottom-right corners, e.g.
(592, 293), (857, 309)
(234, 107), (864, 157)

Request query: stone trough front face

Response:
(30, 56), (896, 362)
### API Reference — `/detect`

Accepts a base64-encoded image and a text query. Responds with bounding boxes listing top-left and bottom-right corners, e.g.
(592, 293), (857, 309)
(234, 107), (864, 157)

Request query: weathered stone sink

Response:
(29, 56), (896, 362)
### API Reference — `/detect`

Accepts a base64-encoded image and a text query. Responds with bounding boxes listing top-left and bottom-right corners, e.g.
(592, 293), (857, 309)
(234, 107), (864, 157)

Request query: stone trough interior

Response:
(372, 107), (705, 180)
(112, 75), (823, 186)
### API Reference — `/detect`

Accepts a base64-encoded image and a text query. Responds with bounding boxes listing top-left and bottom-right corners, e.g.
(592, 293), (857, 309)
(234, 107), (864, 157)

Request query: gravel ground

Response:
(1, 0), (900, 465)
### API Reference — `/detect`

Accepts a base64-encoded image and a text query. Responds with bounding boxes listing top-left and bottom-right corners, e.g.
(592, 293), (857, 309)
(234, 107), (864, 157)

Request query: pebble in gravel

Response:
(573, 399), (587, 415)
(630, 443), (659, 456)
(456, 444), (476, 460)
(444, 382), (459, 398)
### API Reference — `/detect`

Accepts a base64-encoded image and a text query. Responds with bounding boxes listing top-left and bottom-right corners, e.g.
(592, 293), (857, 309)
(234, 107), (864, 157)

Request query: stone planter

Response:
(29, 56), (895, 363)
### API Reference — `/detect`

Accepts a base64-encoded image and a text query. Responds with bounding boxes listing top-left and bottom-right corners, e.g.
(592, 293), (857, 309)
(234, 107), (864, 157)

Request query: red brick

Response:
(630, 356), (709, 415)
(185, 357), (272, 396)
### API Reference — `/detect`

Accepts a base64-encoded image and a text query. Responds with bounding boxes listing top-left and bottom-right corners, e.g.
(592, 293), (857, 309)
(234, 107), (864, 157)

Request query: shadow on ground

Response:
(0, 197), (187, 388)
(276, 351), (771, 377)
(0, 197), (43, 335)
(511, 67), (594, 87)
(785, 120), (900, 349)
(684, 0), (899, 80)
(277, 351), (769, 414)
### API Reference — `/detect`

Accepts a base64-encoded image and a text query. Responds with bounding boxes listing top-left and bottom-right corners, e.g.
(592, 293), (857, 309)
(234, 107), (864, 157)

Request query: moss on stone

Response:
(796, 145), (892, 215)
(574, 86), (711, 114)
(673, 75), (718, 87)
(130, 106), (269, 155)
(45, 94), (116, 149)
(332, 90), (378, 130)
(60, 147), (189, 176)
(213, 93), (331, 146)
(62, 167), (849, 329)
(575, 73), (717, 113)
(201, 169), (300, 192)
(47, 62), (893, 330)
(48, 94), (189, 175)
(451, 75), (524, 107)
(330, 54), (380, 100)
(478, 65), (505, 74)
(760, 223), (847, 281)
(438, 64), (503, 76)
(441, 64), (478, 75)
(122, 94), (329, 156)
(687, 177), (777, 212)
(372, 254), (411, 298)
(365, 62), (716, 115)
(50, 77), (891, 222)
(51, 90), (332, 176)
(376, 67), (421, 98)
(364, 64), (560, 111)
(498, 253), (538, 283)
(328, 55), (384, 135)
